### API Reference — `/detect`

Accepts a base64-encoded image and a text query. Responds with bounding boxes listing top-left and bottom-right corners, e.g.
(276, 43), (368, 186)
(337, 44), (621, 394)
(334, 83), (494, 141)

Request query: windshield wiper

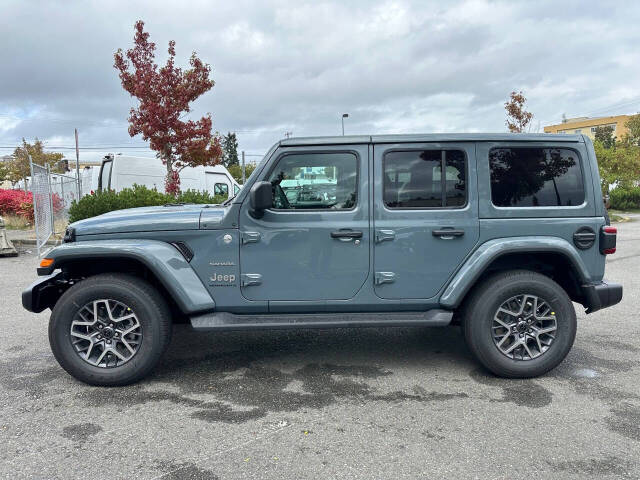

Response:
(222, 195), (237, 206)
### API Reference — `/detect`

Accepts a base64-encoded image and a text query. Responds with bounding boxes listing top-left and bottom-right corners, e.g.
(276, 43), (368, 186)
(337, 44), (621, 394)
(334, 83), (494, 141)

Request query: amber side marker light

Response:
(39, 258), (54, 268)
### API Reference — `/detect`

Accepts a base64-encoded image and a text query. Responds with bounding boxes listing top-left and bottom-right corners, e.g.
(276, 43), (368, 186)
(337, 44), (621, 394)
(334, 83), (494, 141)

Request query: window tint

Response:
(267, 152), (357, 210)
(214, 183), (228, 197)
(489, 147), (584, 207)
(384, 150), (466, 208)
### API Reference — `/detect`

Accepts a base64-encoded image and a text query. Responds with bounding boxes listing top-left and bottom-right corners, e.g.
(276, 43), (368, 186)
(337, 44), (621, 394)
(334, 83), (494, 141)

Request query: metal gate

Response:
(29, 158), (54, 256)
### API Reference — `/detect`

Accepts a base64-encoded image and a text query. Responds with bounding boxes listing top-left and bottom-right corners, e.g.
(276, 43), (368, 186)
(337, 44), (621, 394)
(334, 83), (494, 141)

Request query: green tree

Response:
(0, 161), (8, 183)
(221, 132), (239, 167)
(227, 163), (255, 183)
(623, 113), (640, 146)
(594, 126), (616, 149)
(9, 138), (64, 190)
(593, 140), (640, 193)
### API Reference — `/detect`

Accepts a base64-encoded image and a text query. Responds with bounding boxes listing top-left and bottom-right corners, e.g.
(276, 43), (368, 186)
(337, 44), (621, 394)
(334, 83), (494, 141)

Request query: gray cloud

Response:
(1, 0), (639, 163)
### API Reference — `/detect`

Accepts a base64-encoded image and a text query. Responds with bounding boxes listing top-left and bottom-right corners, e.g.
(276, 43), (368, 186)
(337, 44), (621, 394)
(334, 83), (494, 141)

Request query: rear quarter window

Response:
(489, 147), (584, 207)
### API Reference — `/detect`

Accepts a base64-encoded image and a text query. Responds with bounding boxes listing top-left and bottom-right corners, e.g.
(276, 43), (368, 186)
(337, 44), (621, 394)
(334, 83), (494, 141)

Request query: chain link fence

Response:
(29, 158), (55, 256)
(50, 173), (80, 222)
(28, 157), (83, 255)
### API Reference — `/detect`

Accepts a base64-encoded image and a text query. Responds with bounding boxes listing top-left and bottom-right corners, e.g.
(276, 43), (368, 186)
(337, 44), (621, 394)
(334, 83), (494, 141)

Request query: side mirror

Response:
(249, 181), (272, 217)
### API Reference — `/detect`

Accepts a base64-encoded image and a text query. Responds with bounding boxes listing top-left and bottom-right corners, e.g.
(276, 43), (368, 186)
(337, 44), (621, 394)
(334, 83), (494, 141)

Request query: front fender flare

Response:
(439, 236), (592, 309)
(40, 240), (215, 314)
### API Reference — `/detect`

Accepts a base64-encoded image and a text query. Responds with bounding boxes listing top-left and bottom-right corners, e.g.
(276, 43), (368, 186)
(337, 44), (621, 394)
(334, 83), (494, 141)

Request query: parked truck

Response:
(98, 155), (241, 198)
(22, 133), (621, 386)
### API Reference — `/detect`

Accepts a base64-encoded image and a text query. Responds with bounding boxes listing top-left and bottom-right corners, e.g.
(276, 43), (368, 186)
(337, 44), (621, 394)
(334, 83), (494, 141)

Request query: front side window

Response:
(267, 152), (357, 210)
(384, 150), (466, 208)
(489, 147), (584, 207)
(214, 183), (229, 197)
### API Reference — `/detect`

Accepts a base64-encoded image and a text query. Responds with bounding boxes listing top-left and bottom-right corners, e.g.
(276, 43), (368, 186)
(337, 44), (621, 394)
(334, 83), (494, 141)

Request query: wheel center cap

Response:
(102, 327), (114, 339)
(516, 321), (528, 333)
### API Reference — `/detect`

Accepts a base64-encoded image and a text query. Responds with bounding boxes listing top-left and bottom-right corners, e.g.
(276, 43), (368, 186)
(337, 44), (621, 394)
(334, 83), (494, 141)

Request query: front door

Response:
(239, 145), (370, 302)
(373, 142), (479, 299)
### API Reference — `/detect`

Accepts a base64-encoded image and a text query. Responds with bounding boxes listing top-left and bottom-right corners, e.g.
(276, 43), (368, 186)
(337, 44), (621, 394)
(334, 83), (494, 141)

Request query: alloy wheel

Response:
(492, 294), (557, 361)
(70, 299), (143, 368)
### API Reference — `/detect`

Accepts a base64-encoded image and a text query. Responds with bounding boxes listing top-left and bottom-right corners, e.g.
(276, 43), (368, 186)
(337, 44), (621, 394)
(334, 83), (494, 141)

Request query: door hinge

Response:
(375, 271), (396, 285)
(241, 231), (261, 245)
(375, 229), (395, 243)
(241, 273), (262, 287)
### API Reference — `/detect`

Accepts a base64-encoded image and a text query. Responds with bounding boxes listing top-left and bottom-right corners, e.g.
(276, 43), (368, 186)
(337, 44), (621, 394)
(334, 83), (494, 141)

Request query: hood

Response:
(71, 204), (226, 236)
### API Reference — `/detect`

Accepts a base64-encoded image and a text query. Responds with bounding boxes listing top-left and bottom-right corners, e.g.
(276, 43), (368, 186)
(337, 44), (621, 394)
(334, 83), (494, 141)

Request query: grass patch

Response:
(610, 208), (640, 215)
(2, 214), (32, 230)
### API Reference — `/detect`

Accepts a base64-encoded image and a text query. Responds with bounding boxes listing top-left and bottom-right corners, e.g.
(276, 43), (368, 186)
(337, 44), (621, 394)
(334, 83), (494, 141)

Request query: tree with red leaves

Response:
(114, 20), (222, 195)
(505, 91), (534, 133)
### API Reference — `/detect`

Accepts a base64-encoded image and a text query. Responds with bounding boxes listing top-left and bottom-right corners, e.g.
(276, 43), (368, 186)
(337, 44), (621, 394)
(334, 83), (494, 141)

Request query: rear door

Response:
(373, 142), (479, 299)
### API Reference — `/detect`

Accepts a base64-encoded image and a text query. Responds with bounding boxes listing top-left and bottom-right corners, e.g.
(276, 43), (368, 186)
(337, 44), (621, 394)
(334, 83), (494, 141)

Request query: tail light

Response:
(600, 226), (617, 255)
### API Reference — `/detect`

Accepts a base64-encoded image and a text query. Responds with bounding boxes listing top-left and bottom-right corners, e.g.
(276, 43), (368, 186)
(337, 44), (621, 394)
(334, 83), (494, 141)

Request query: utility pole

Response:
(74, 128), (81, 198)
(341, 113), (349, 136)
(241, 151), (246, 184)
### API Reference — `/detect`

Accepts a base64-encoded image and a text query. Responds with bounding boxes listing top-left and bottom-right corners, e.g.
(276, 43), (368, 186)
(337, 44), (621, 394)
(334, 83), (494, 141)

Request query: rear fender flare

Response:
(439, 236), (592, 309)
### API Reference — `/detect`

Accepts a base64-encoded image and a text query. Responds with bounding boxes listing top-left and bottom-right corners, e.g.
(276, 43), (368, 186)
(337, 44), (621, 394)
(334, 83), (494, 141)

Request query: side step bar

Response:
(190, 310), (453, 331)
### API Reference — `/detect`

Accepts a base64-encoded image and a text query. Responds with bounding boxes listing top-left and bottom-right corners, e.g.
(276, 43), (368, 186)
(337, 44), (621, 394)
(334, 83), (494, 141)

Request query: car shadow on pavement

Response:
(74, 325), (476, 423)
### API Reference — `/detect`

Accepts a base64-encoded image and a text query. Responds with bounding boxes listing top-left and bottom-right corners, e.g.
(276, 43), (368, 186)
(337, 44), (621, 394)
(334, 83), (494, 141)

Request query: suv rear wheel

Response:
(462, 270), (576, 378)
(49, 273), (172, 386)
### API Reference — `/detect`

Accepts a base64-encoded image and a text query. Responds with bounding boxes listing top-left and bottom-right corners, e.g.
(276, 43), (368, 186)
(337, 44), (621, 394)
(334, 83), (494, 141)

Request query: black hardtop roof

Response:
(279, 133), (585, 146)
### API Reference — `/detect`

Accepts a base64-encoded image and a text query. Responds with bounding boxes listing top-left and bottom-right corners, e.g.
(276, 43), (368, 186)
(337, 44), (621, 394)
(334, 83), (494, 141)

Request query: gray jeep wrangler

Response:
(23, 133), (622, 386)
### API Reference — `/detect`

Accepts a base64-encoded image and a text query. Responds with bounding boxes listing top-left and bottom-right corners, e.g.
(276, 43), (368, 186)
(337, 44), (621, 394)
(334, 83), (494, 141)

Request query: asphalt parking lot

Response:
(1, 221), (639, 480)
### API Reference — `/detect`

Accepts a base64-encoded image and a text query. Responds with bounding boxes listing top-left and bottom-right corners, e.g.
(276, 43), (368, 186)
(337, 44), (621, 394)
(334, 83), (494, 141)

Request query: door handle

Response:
(331, 230), (363, 239)
(432, 229), (465, 239)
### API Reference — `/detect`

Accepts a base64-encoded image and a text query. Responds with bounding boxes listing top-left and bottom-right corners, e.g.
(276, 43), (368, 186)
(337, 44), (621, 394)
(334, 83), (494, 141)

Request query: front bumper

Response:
(22, 272), (65, 313)
(582, 280), (623, 314)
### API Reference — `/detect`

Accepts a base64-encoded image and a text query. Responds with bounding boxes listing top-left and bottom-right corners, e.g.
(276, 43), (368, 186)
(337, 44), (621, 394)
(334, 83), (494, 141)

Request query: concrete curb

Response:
(12, 239), (59, 247)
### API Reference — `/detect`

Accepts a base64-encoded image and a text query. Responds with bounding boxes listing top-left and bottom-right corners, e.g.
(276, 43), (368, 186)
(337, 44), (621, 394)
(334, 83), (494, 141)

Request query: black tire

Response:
(461, 270), (576, 378)
(49, 273), (172, 386)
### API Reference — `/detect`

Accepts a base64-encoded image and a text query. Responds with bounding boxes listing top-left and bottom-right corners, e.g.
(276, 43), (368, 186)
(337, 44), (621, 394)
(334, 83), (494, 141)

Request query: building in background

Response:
(544, 114), (632, 140)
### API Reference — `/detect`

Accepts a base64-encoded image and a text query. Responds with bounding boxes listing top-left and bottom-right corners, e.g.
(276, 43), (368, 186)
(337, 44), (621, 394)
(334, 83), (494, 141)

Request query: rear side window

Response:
(489, 147), (584, 207)
(384, 150), (466, 208)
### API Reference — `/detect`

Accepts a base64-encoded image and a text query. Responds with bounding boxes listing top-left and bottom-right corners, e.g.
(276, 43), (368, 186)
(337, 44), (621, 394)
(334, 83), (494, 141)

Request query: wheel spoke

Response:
(504, 340), (521, 354)
(536, 326), (557, 335)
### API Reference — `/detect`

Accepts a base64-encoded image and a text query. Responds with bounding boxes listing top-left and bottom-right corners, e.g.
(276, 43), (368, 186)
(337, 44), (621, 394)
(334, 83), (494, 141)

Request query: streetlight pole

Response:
(341, 113), (349, 136)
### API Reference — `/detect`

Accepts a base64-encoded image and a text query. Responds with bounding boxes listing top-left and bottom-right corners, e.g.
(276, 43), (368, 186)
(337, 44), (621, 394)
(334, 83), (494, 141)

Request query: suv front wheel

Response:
(49, 273), (172, 386)
(462, 270), (577, 378)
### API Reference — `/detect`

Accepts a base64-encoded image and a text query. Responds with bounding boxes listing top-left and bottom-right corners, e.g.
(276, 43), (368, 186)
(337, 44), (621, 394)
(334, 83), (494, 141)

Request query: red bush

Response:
(0, 189), (64, 222)
(0, 189), (33, 220)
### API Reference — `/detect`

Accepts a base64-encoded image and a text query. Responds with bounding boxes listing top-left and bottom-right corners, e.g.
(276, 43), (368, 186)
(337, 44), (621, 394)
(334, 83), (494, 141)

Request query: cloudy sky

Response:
(1, 0), (639, 163)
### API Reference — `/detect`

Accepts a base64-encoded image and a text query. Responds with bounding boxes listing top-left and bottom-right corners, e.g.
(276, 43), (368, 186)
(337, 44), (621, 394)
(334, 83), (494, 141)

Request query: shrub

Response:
(0, 189), (34, 221)
(68, 185), (226, 223)
(609, 186), (640, 211)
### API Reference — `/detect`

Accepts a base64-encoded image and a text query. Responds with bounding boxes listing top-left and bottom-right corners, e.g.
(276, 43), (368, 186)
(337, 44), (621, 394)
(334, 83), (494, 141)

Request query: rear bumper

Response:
(22, 272), (64, 313)
(582, 280), (623, 314)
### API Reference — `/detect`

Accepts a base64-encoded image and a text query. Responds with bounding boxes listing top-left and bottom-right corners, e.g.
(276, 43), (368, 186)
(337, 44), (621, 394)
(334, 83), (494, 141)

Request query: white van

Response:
(97, 155), (240, 198)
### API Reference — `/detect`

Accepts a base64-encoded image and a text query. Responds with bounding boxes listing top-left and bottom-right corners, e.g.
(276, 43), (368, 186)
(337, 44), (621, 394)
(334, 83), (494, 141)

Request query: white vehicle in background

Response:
(98, 155), (240, 199)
